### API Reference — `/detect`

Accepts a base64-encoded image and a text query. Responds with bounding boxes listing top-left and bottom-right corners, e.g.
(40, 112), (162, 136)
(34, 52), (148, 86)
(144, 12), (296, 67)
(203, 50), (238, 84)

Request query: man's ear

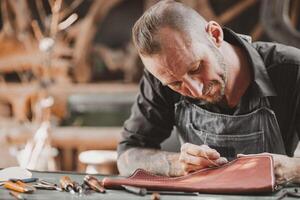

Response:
(205, 21), (223, 48)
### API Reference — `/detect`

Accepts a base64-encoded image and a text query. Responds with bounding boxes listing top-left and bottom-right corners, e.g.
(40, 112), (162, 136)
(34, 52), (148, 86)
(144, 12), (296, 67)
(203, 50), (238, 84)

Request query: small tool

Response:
(73, 181), (83, 194)
(60, 176), (75, 194)
(202, 152), (221, 167)
(276, 189), (300, 200)
(9, 191), (26, 200)
(84, 175), (105, 193)
(15, 181), (36, 192)
(81, 182), (93, 195)
(10, 178), (39, 183)
(32, 180), (62, 191)
(121, 185), (147, 196)
(4, 182), (25, 193)
(151, 192), (160, 200)
(0, 178), (38, 186)
(148, 190), (199, 195)
(4, 181), (35, 193)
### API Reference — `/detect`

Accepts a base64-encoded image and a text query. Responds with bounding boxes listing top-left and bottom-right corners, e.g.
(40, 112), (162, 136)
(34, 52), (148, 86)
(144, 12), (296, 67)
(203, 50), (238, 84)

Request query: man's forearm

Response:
(291, 157), (300, 184)
(117, 148), (183, 177)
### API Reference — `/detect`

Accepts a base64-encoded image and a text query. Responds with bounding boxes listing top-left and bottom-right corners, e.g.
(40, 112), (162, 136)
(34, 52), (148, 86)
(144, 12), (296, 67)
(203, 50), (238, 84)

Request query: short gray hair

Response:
(132, 0), (207, 55)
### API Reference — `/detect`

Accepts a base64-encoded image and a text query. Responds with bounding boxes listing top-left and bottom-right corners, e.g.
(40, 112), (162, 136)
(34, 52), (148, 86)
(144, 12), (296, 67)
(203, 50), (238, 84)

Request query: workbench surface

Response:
(0, 170), (299, 200)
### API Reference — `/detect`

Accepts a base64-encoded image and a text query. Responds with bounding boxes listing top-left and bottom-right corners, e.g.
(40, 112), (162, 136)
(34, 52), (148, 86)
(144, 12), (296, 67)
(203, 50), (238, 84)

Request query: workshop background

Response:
(0, 0), (299, 175)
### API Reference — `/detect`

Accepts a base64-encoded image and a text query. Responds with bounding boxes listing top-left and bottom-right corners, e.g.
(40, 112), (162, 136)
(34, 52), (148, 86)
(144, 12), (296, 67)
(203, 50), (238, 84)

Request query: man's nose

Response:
(182, 75), (204, 97)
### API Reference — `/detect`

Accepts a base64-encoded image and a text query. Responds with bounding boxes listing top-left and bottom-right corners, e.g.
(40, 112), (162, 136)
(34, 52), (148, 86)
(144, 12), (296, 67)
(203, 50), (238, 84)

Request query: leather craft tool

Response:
(4, 181), (35, 193)
(148, 190), (199, 195)
(33, 180), (62, 191)
(10, 178), (39, 183)
(15, 181), (36, 192)
(121, 185), (147, 196)
(84, 175), (105, 193)
(60, 176), (75, 194)
(276, 189), (300, 200)
(73, 181), (83, 194)
(151, 192), (160, 200)
(0, 178), (38, 186)
(9, 191), (26, 200)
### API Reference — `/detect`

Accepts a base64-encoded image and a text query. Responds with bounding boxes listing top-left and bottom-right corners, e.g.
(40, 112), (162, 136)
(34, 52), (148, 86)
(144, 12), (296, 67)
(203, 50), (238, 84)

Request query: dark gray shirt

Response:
(118, 28), (300, 157)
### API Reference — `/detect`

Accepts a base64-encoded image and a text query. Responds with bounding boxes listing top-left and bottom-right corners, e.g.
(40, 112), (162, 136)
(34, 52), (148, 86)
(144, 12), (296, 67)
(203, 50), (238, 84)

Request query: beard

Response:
(203, 45), (228, 104)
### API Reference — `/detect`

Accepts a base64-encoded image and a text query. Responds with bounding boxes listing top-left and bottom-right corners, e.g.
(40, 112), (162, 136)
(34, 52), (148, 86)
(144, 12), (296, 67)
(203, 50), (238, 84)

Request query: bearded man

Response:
(117, 0), (300, 185)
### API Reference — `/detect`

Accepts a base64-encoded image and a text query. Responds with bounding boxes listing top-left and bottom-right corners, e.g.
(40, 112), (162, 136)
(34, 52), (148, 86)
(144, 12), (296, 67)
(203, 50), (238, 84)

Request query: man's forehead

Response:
(159, 27), (191, 52)
(140, 54), (174, 82)
(140, 28), (201, 83)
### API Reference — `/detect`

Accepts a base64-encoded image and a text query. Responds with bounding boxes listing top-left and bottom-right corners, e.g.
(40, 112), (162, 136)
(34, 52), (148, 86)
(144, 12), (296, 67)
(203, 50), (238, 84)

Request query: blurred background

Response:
(0, 0), (299, 175)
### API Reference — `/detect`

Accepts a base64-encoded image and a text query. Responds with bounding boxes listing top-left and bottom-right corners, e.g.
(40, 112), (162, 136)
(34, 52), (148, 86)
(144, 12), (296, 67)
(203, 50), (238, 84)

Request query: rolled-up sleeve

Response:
(117, 70), (178, 157)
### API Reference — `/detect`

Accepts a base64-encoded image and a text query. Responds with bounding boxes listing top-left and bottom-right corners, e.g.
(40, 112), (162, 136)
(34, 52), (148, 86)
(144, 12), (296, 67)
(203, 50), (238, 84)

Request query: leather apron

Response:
(174, 96), (286, 160)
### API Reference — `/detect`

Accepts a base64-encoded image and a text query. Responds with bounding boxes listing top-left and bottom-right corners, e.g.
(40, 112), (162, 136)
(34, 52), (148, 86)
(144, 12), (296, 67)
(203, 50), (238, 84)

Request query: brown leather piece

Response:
(102, 155), (275, 194)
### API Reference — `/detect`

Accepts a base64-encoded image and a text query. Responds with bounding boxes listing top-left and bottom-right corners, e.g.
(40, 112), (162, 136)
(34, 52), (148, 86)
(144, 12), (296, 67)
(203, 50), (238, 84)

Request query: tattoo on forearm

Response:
(117, 148), (182, 177)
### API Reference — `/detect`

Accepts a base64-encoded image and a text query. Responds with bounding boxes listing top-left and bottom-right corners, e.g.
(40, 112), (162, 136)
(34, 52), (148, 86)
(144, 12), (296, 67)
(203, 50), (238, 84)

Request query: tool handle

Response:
(4, 181), (26, 193)
(10, 178), (38, 183)
(16, 181), (36, 192)
(73, 181), (83, 193)
(84, 175), (105, 193)
(9, 191), (25, 200)
(60, 176), (75, 194)
(60, 176), (73, 189)
(122, 185), (147, 196)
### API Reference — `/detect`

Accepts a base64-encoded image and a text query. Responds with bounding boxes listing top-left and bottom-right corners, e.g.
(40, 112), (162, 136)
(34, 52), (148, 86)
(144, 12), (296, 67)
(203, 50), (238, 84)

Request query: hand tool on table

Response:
(148, 190), (199, 196)
(84, 175), (106, 193)
(9, 191), (26, 200)
(276, 188), (300, 200)
(121, 185), (147, 196)
(32, 179), (62, 191)
(151, 192), (160, 200)
(73, 181), (83, 194)
(60, 176), (75, 194)
(4, 181), (35, 193)
(0, 177), (38, 186)
(15, 180), (36, 192)
(10, 178), (39, 183)
(120, 185), (198, 196)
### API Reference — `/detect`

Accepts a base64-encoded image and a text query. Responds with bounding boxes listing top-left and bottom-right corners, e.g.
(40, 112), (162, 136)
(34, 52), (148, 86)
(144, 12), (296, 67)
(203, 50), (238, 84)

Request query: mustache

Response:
(203, 80), (220, 95)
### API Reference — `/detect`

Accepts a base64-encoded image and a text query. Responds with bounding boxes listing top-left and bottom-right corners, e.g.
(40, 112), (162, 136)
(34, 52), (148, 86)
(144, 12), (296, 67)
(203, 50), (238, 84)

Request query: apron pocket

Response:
(187, 123), (265, 159)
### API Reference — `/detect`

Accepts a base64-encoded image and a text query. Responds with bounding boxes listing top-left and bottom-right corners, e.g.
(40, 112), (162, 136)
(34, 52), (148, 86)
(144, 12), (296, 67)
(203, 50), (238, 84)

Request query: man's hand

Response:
(117, 145), (228, 177)
(238, 153), (300, 185)
(179, 143), (228, 175)
(271, 153), (300, 185)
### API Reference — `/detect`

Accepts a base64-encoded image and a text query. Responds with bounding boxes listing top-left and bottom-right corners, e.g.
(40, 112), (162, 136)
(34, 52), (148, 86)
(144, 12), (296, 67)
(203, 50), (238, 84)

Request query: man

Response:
(117, 0), (300, 184)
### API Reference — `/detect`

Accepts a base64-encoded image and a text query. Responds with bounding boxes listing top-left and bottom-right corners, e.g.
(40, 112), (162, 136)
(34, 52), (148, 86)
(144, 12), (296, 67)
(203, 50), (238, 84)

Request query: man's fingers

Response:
(179, 152), (215, 166)
(180, 150), (228, 167)
(181, 163), (205, 174)
(215, 157), (228, 165)
(199, 156), (228, 167)
(181, 143), (220, 159)
(181, 157), (228, 174)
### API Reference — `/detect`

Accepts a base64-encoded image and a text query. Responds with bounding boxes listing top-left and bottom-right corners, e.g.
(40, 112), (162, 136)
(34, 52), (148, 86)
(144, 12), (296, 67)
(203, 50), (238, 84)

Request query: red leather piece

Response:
(102, 155), (275, 194)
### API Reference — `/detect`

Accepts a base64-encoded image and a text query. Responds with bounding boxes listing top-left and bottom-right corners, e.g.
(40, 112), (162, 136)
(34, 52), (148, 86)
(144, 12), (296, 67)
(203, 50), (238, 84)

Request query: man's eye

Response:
(169, 82), (182, 89)
(189, 62), (202, 74)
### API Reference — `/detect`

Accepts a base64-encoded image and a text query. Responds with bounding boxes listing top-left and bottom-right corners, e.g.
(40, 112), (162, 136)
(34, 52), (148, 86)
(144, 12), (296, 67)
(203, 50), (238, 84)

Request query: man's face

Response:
(141, 27), (228, 103)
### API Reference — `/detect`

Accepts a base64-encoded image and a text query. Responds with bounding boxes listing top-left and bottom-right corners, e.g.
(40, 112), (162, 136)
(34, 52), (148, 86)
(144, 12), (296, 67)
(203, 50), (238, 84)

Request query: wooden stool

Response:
(79, 150), (118, 175)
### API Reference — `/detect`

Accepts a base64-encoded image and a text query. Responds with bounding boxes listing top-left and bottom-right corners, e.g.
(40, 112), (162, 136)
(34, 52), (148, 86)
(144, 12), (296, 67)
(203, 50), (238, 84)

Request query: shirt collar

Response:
(223, 27), (277, 97)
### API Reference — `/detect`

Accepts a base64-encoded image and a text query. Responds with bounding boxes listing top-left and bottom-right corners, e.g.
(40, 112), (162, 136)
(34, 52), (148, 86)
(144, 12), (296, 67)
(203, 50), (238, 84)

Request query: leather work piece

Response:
(102, 155), (275, 194)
